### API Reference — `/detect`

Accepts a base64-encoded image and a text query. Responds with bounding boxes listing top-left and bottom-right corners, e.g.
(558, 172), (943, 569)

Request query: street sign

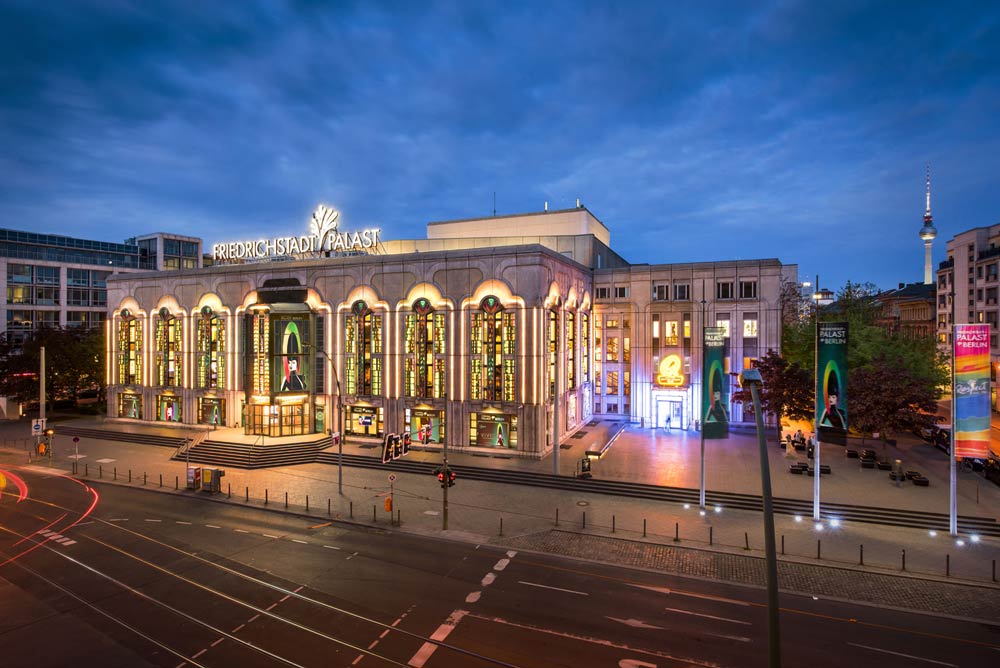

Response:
(73, 436), (80, 443)
(31, 418), (46, 434)
(388, 474), (396, 483)
(359, 416), (373, 426)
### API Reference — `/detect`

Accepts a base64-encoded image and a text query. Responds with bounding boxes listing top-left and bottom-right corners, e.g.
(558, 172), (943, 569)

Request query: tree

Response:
(0, 327), (106, 410)
(850, 352), (940, 444)
(734, 349), (812, 435)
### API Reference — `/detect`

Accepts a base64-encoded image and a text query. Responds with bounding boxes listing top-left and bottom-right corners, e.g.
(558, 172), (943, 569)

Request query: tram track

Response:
(0, 480), (524, 668)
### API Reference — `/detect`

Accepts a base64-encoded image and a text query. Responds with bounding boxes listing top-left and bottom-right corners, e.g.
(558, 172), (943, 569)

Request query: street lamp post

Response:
(812, 275), (834, 521)
(699, 280), (708, 510)
(740, 367), (781, 668)
(304, 341), (345, 495)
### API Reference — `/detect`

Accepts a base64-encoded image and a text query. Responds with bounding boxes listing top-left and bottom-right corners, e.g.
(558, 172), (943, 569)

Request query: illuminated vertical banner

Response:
(702, 327), (728, 439)
(816, 322), (848, 445)
(953, 324), (990, 459)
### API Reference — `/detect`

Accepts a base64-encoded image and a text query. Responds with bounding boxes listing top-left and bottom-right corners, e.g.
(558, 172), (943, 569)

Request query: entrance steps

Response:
(174, 437), (331, 469)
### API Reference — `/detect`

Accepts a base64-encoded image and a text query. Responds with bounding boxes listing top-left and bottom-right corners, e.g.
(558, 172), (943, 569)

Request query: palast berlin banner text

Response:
(702, 327), (728, 439)
(816, 322), (848, 445)
(953, 323), (990, 459)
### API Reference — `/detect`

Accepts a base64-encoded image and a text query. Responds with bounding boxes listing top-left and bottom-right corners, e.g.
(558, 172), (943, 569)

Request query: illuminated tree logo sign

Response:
(655, 354), (685, 387)
(212, 203), (381, 262)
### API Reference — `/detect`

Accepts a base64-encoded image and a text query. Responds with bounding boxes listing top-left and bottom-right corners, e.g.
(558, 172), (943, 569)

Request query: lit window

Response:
(743, 319), (758, 337)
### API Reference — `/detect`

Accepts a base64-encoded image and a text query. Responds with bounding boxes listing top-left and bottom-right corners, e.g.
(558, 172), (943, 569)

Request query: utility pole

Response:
(699, 280), (707, 510)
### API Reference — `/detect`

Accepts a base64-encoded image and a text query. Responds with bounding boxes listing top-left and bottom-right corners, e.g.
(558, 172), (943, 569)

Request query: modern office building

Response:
(105, 204), (794, 456)
(936, 224), (1000, 408)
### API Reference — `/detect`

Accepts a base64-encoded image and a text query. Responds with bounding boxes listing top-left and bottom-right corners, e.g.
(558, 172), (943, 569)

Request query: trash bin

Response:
(186, 466), (202, 490)
(578, 457), (592, 479)
(201, 467), (224, 493)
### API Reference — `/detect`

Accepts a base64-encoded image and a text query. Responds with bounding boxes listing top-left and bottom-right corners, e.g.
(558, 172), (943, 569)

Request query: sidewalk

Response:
(3, 426), (999, 621)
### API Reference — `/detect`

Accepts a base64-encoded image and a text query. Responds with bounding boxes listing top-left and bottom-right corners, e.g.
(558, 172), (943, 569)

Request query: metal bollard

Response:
(246, 486), (249, 502)
(265, 489), (268, 505)
(373, 505), (377, 523)
(143, 472), (146, 485)
(993, 559), (996, 582)
(556, 507), (559, 526)
(159, 473), (162, 488)
(285, 491), (288, 509)
(781, 535), (785, 555)
(228, 483), (231, 499)
(946, 554), (950, 577)
(612, 515), (616, 533)
(397, 509), (400, 526)
(350, 501), (353, 518)
(643, 519), (647, 537)
(114, 467), (117, 480)
(175, 475), (178, 490)
(500, 516), (503, 536)
(86, 463), (89, 476)
(128, 470), (131, 483)
(582, 511), (586, 529)
(744, 531), (750, 551)
(328, 498), (331, 516)
(860, 544), (864, 566)
(817, 539), (821, 560)
(902, 549), (906, 571)
(674, 522), (679, 543)
(100, 465), (103, 478)
(306, 495), (309, 512)
(709, 526), (713, 545)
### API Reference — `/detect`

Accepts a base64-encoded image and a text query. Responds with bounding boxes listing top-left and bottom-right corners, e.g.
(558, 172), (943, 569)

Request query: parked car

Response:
(985, 459), (1000, 487)
(933, 425), (952, 453)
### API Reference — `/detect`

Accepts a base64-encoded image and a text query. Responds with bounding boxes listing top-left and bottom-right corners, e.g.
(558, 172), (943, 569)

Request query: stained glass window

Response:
(403, 298), (446, 398)
(155, 310), (183, 387)
(470, 296), (516, 401)
(197, 307), (225, 389)
(345, 300), (382, 396)
(116, 312), (142, 385)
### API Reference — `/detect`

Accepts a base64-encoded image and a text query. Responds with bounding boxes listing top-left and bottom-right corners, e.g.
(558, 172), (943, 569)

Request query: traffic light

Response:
(448, 469), (456, 487)
(392, 434), (402, 459)
(381, 433), (394, 464)
(402, 432), (411, 455)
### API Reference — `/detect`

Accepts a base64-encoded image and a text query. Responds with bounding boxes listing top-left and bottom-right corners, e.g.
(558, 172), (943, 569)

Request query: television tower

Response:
(919, 164), (937, 284)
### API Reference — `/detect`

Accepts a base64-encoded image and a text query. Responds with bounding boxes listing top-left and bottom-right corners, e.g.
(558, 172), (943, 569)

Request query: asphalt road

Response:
(1, 465), (998, 667)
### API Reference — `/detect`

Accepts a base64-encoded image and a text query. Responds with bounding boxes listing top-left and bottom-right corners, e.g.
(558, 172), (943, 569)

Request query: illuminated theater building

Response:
(105, 204), (794, 456)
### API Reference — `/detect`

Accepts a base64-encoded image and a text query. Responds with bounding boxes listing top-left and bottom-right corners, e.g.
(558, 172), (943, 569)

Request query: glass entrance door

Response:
(245, 402), (308, 436)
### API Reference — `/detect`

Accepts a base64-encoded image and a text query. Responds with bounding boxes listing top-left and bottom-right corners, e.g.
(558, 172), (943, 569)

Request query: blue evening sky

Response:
(1, 1), (998, 291)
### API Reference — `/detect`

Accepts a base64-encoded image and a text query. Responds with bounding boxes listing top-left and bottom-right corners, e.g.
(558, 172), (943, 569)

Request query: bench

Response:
(905, 470), (921, 480)
(845, 449), (859, 458)
(913, 476), (930, 487)
(860, 459), (876, 469)
(876, 460), (893, 471)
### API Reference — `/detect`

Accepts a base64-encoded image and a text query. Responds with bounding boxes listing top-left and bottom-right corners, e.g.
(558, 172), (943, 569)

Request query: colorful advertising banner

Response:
(475, 413), (514, 448)
(816, 322), (848, 445)
(272, 319), (310, 393)
(954, 324), (990, 459)
(702, 327), (728, 439)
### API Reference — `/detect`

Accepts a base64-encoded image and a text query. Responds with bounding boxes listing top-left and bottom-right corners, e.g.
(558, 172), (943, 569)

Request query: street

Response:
(2, 466), (998, 667)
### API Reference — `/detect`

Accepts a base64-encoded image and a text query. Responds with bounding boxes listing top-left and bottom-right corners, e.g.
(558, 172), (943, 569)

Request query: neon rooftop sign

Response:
(212, 204), (381, 262)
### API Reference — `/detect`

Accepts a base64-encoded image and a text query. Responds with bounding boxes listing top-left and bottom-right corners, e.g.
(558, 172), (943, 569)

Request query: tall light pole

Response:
(812, 276), (834, 521)
(699, 280), (707, 510)
(740, 367), (781, 668)
(305, 341), (345, 495)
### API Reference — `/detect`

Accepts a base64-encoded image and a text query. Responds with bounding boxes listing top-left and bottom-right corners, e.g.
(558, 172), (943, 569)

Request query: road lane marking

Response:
(232, 624), (245, 633)
(493, 558), (510, 571)
(210, 637), (224, 647)
(629, 583), (750, 606)
(518, 580), (588, 596)
(663, 607), (750, 625)
(367, 640), (378, 650)
(108, 518), (128, 522)
(266, 603), (277, 611)
(323, 544), (340, 550)
(95, 458), (115, 463)
(846, 643), (957, 666)
(205, 525), (221, 529)
(506, 550), (517, 558)
(262, 534), (279, 539)
(234, 529), (248, 533)
(61, 540), (76, 546)
(706, 632), (751, 643)
(191, 649), (207, 659)
(247, 615), (260, 623)
(144, 519), (161, 523)
(379, 629), (389, 639)
(175, 521), (192, 525)
(467, 611), (725, 668)
(606, 617), (663, 629)
(292, 539), (307, 544)
(408, 609), (468, 668)
(346, 551), (358, 560)
(481, 572), (496, 586)
(465, 591), (482, 603)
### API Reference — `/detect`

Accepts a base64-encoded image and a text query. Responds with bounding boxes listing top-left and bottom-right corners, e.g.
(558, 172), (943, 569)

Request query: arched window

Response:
(470, 296), (516, 401)
(404, 298), (446, 398)
(155, 307), (182, 387)
(566, 310), (575, 391)
(197, 306), (225, 389)
(345, 300), (382, 396)
(116, 309), (142, 385)
(580, 312), (590, 384)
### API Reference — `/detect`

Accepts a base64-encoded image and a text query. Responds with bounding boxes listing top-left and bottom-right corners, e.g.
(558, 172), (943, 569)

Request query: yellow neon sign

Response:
(656, 354), (685, 387)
